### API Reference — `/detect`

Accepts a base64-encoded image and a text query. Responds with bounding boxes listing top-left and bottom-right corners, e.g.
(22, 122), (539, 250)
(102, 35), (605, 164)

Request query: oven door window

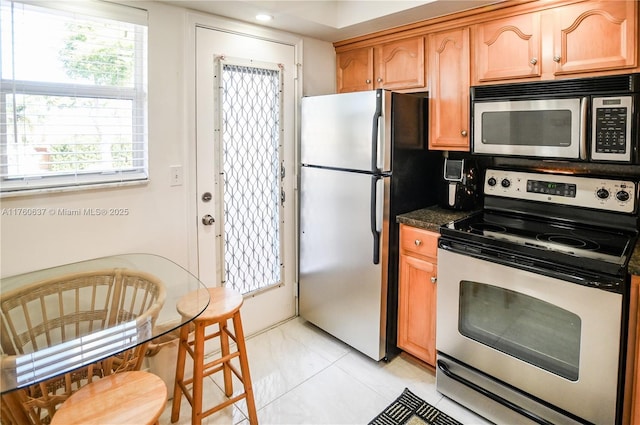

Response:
(459, 280), (581, 381)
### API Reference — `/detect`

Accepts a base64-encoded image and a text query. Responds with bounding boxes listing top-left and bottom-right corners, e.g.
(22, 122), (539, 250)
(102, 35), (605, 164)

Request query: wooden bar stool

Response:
(50, 371), (167, 425)
(171, 287), (258, 425)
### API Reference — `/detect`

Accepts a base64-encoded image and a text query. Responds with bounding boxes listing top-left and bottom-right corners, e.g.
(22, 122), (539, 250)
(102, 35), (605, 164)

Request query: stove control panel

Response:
(484, 169), (637, 213)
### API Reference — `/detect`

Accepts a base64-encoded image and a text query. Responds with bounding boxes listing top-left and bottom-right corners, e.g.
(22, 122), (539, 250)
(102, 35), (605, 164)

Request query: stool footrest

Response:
(203, 350), (240, 372)
(228, 363), (245, 384)
(201, 391), (249, 418)
(176, 380), (194, 405)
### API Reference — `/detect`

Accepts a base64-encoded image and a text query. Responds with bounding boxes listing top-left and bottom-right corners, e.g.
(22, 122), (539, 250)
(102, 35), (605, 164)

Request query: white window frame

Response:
(0, 0), (148, 196)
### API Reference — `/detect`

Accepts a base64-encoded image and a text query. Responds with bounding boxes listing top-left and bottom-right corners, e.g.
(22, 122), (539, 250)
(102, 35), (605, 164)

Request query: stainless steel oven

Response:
(436, 169), (639, 425)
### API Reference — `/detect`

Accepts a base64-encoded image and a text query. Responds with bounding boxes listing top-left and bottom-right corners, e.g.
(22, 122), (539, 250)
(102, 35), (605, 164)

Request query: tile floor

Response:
(157, 316), (492, 425)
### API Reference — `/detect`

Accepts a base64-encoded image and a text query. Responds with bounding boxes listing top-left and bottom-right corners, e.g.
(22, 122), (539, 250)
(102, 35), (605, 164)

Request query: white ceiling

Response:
(160, 0), (502, 42)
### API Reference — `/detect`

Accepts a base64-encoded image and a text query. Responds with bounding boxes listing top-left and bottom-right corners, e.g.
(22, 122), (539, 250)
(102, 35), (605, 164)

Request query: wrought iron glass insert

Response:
(219, 61), (283, 295)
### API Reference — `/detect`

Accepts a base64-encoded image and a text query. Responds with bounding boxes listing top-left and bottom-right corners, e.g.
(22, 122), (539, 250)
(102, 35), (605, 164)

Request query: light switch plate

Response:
(170, 165), (183, 186)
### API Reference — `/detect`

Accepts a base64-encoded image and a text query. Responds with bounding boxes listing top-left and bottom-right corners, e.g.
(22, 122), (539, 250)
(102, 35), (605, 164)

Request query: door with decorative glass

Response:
(195, 27), (297, 336)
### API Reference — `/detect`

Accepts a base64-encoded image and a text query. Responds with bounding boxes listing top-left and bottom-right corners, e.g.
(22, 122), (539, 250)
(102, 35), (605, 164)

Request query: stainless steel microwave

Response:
(471, 73), (640, 163)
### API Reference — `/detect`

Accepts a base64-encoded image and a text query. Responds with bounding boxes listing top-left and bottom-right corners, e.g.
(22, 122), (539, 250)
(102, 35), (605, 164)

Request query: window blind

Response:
(0, 0), (148, 194)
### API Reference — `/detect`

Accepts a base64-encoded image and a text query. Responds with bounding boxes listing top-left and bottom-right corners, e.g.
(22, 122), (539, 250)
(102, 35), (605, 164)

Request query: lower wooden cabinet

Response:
(624, 275), (640, 425)
(397, 224), (439, 366)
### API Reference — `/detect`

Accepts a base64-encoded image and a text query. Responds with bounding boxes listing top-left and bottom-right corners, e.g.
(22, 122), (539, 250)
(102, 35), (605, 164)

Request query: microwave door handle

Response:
(580, 97), (588, 160)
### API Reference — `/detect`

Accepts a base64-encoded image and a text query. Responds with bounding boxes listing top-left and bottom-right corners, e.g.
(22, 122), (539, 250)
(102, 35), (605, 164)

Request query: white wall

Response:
(302, 36), (337, 96)
(0, 1), (335, 277)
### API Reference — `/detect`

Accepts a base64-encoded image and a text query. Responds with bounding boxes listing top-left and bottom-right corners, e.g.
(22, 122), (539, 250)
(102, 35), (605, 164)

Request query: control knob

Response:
(596, 188), (610, 200)
(616, 190), (630, 202)
(501, 178), (511, 188)
(487, 177), (497, 187)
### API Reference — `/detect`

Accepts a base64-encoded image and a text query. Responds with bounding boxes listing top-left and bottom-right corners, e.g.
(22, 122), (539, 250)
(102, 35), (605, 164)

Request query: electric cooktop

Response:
(440, 169), (639, 281)
(445, 210), (634, 265)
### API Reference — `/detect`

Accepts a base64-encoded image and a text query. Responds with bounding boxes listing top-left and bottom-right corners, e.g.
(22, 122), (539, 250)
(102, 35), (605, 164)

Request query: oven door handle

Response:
(437, 360), (555, 425)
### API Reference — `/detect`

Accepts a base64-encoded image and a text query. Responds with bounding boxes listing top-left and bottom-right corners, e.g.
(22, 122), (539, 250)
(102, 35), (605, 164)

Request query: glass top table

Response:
(0, 253), (209, 394)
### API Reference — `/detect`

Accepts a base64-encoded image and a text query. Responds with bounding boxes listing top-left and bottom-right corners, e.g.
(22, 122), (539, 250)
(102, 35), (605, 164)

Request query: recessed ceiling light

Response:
(256, 13), (273, 22)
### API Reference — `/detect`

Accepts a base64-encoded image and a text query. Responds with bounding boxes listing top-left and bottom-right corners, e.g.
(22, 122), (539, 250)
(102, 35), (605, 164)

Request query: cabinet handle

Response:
(553, 55), (561, 63)
(461, 130), (468, 137)
(366, 79), (372, 84)
(431, 276), (437, 284)
(530, 58), (538, 65)
(377, 77), (383, 83)
(414, 239), (422, 246)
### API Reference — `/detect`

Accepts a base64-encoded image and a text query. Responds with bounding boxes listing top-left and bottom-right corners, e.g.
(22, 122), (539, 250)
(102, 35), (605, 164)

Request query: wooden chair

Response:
(171, 287), (258, 425)
(0, 269), (166, 425)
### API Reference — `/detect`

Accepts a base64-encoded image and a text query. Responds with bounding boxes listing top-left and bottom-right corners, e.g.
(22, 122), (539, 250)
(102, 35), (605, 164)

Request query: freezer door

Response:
(301, 90), (391, 173)
(299, 166), (388, 360)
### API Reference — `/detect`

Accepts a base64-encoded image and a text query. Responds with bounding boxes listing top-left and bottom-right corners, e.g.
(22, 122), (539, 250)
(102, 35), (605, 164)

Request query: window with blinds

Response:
(0, 1), (148, 194)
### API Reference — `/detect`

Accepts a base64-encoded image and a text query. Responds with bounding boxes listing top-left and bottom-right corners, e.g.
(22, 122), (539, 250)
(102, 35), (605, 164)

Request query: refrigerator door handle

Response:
(370, 93), (382, 174)
(370, 175), (381, 265)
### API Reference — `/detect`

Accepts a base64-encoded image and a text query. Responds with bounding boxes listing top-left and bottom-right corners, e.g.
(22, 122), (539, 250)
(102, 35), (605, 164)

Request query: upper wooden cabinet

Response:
(473, 0), (638, 83)
(375, 37), (425, 90)
(336, 47), (374, 93)
(336, 36), (425, 93)
(428, 27), (470, 151)
(552, 0), (637, 76)
(474, 13), (542, 82)
(334, 0), (639, 150)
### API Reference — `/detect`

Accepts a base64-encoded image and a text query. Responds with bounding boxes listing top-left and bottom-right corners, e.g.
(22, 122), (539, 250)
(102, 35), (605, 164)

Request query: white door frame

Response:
(184, 12), (303, 336)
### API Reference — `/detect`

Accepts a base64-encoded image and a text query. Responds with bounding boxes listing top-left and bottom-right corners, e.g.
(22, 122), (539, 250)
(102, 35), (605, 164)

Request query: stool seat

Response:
(177, 287), (243, 322)
(172, 287), (257, 425)
(51, 371), (167, 425)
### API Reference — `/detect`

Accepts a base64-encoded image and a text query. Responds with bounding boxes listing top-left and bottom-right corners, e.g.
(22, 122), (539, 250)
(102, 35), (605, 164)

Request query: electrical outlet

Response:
(170, 165), (183, 186)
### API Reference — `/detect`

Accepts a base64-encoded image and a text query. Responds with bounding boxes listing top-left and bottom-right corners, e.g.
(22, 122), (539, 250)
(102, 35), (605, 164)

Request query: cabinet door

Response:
(375, 36), (425, 90)
(625, 275), (640, 425)
(428, 27), (470, 151)
(552, 0), (637, 75)
(336, 47), (374, 93)
(474, 13), (541, 82)
(397, 254), (437, 366)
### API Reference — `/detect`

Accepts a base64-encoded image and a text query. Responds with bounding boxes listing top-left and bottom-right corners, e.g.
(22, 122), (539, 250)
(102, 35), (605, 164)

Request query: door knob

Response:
(202, 215), (215, 225)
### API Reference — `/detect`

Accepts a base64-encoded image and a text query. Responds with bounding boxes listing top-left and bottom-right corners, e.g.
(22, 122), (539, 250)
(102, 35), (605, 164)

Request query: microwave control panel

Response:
(591, 96), (632, 162)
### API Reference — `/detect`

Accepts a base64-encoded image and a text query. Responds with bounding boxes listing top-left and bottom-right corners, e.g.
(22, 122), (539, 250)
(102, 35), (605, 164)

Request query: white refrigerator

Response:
(299, 89), (440, 360)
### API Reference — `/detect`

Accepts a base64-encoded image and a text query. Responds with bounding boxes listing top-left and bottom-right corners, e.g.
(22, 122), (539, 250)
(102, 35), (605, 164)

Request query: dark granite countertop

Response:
(397, 206), (640, 276)
(396, 206), (476, 233)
